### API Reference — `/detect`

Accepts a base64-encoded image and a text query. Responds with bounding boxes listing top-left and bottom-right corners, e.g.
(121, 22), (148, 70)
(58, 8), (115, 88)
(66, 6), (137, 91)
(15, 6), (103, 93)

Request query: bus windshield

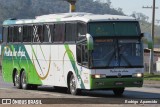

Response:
(91, 39), (143, 68)
(89, 22), (140, 37)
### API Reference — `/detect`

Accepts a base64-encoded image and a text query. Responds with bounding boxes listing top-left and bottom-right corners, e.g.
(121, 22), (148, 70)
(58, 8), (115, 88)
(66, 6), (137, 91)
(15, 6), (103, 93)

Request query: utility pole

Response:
(65, 0), (77, 12)
(142, 0), (157, 74)
(150, 0), (156, 74)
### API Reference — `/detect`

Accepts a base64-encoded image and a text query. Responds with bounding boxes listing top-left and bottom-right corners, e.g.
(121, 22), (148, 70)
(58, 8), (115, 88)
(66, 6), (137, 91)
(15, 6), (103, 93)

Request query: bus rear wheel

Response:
(69, 74), (81, 95)
(14, 71), (21, 89)
(113, 88), (125, 96)
(21, 71), (30, 90)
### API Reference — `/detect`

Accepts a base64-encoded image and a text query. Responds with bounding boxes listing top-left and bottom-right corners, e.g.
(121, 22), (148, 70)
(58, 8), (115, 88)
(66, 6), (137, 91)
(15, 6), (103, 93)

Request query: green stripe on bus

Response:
(31, 45), (44, 75)
(64, 44), (85, 89)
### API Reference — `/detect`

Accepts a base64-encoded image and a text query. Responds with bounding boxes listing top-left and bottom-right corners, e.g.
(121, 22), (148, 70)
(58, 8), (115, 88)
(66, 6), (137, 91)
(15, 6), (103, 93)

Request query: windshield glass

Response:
(89, 22), (140, 37)
(91, 39), (143, 68)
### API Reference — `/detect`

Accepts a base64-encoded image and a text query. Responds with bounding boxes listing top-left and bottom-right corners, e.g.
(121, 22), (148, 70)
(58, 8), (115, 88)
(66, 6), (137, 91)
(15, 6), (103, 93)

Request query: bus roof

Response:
(3, 12), (137, 25)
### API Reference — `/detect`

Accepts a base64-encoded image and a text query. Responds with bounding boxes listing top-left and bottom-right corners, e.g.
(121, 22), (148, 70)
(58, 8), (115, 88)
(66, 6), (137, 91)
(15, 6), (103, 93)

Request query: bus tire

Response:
(30, 85), (38, 90)
(21, 71), (30, 90)
(113, 88), (125, 96)
(14, 71), (22, 89)
(69, 74), (81, 95)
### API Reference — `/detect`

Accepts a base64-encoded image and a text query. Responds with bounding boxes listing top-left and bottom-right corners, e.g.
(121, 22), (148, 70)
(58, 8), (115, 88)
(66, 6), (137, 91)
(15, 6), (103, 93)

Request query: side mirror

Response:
(86, 34), (94, 51)
(143, 33), (153, 49)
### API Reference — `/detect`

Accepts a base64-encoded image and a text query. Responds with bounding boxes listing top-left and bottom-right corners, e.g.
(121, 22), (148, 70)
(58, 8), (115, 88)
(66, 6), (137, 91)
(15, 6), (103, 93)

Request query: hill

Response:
(0, 0), (159, 44)
(0, 0), (124, 23)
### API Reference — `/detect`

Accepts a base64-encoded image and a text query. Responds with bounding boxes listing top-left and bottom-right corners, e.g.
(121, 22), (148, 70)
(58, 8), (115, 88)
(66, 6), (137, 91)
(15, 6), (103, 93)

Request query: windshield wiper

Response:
(120, 54), (132, 66)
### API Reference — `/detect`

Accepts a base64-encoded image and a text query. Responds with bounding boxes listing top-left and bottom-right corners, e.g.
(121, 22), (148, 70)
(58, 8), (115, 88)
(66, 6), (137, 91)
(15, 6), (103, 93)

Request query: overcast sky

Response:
(111, 0), (160, 24)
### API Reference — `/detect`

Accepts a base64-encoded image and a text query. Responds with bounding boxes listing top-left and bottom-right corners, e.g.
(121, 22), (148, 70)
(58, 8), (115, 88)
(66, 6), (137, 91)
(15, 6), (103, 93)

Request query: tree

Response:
(131, 12), (149, 22)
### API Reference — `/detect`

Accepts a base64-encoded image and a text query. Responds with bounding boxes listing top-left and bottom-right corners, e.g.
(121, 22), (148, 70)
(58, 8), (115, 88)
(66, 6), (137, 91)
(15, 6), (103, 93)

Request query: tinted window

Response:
(23, 26), (32, 42)
(44, 24), (54, 43)
(76, 42), (88, 67)
(65, 23), (77, 42)
(81, 44), (88, 66)
(89, 22), (140, 37)
(13, 26), (23, 42)
(114, 22), (140, 36)
(33, 25), (43, 42)
(2, 27), (8, 43)
(77, 23), (87, 41)
(89, 23), (114, 36)
(8, 27), (14, 42)
(77, 44), (81, 63)
(54, 24), (65, 42)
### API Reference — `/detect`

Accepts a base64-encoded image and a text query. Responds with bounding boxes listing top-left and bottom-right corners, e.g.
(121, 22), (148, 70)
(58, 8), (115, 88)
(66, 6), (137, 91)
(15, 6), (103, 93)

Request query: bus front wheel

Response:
(113, 88), (125, 96)
(69, 74), (81, 95)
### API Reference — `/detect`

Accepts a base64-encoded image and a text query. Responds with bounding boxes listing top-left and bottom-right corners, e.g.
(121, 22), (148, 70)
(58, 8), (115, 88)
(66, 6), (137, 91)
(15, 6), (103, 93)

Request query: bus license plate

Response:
(115, 82), (124, 86)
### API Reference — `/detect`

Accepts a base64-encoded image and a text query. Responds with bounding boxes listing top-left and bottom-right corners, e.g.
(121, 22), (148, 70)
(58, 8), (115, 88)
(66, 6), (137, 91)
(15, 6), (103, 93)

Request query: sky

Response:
(110, 0), (160, 24)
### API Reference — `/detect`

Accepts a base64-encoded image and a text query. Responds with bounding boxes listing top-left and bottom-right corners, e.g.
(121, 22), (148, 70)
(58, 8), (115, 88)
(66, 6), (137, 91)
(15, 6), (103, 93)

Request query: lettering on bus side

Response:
(4, 47), (26, 57)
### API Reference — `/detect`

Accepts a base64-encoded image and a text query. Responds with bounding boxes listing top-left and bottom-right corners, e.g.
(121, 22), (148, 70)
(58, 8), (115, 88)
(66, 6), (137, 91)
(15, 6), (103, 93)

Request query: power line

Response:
(142, 6), (158, 9)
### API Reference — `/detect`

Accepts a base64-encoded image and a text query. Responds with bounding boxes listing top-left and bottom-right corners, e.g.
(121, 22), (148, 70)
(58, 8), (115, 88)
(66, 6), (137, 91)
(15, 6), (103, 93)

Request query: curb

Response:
(143, 84), (160, 88)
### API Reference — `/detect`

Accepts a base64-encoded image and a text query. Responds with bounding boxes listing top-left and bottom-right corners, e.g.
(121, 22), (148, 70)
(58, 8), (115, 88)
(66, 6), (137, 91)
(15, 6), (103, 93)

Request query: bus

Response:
(1, 13), (144, 96)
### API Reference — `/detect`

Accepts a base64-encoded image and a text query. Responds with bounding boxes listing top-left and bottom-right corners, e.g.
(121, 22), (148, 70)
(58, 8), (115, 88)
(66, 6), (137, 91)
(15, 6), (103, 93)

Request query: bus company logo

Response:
(4, 47), (26, 57)
(117, 73), (122, 78)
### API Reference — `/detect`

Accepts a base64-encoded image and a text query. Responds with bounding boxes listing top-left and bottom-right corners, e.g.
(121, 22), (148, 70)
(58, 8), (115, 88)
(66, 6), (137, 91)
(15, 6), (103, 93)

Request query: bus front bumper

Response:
(90, 77), (143, 89)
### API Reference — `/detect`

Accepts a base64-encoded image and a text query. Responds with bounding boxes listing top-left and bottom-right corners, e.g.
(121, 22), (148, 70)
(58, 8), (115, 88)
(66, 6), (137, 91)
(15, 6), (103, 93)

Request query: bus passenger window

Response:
(44, 24), (54, 43)
(13, 26), (22, 42)
(8, 27), (14, 42)
(33, 25), (43, 43)
(23, 26), (32, 42)
(54, 24), (65, 43)
(2, 27), (8, 43)
(65, 23), (77, 42)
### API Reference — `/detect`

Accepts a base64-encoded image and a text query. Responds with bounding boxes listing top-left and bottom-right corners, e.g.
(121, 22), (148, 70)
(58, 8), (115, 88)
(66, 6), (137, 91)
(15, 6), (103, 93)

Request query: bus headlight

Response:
(92, 74), (106, 78)
(132, 73), (143, 78)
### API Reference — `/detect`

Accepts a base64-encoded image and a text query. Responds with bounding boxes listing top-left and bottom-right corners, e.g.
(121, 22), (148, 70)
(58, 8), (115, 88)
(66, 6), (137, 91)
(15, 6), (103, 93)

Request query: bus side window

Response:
(54, 23), (65, 43)
(8, 27), (14, 42)
(2, 27), (8, 43)
(77, 44), (81, 63)
(23, 26), (32, 42)
(33, 25), (43, 43)
(13, 26), (23, 42)
(77, 23), (87, 41)
(65, 23), (77, 42)
(43, 24), (54, 43)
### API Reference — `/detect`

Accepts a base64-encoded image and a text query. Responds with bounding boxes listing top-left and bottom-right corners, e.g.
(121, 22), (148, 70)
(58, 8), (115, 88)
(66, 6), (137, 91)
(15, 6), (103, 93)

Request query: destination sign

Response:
(95, 39), (113, 43)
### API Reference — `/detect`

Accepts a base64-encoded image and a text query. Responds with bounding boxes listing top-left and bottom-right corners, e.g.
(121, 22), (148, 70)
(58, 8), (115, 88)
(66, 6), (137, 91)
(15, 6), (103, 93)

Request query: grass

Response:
(144, 73), (160, 81)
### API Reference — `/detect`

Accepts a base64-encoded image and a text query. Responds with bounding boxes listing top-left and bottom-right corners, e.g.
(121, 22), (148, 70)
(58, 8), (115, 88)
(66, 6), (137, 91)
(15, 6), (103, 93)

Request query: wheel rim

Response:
(22, 72), (27, 88)
(70, 76), (76, 94)
(15, 72), (19, 87)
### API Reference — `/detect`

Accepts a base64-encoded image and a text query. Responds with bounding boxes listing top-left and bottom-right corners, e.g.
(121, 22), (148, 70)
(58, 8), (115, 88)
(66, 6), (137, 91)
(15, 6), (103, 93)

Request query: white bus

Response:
(2, 13), (144, 96)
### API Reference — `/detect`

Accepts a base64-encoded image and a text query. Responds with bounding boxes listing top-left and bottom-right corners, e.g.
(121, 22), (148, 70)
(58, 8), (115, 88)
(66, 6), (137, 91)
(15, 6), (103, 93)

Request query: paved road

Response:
(0, 75), (160, 106)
